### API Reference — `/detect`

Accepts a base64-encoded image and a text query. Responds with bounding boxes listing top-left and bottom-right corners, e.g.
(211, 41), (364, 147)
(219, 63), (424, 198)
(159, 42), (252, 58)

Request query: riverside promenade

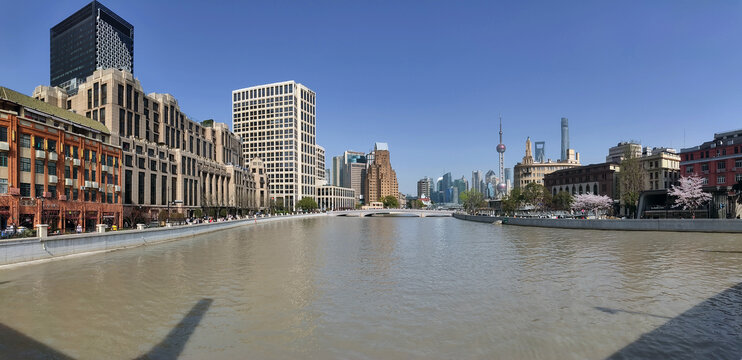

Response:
(0, 213), (327, 268)
(454, 213), (742, 233)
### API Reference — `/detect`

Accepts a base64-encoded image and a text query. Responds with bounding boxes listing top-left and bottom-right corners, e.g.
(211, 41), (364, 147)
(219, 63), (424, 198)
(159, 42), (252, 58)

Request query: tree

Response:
(522, 182), (551, 210)
(297, 197), (318, 211)
(193, 209), (203, 218)
(501, 187), (524, 215)
(552, 191), (573, 211)
(619, 150), (645, 218)
(460, 189), (486, 214)
(408, 199), (425, 209)
(382, 195), (399, 209)
(668, 175), (711, 218)
(571, 193), (613, 218)
(733, 180), (742, 218)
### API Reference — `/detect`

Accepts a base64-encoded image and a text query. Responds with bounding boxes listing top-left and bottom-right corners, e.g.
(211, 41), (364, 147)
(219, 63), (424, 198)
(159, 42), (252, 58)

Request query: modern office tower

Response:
(51, 1), (134, 94)
(331, 155), (343, 186)
(606, 142), (642, 163)
(561, 117), (569, 161)
(454, 176), (468, 203)
(496, 115), (507, 196)
(232, 81), (317, 210)
(472, 170), (484, 193)
(317, 145), (326, 185)
(417, 177), (432, 198)
(35, 69), (256, 220)
(325, 168), (331, 185)
(505, 168), (512, 183)
(342, 150), (367, 204)
(364, 142), (399, 204)
(535, 141), (545, 163)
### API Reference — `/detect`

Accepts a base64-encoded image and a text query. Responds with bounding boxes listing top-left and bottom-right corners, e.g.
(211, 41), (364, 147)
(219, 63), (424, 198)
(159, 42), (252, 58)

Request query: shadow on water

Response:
(0, 298), (213, 360)
(137, 298), (213, 359)
(594, 307), (672, 320)
(0, 323), (74, 359)
(606, 282), (742, 359)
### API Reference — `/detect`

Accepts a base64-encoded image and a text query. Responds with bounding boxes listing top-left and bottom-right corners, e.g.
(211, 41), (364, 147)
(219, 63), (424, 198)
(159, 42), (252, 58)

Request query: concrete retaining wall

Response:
(0, 213), (326, 267)
(453, 213), (742, 233)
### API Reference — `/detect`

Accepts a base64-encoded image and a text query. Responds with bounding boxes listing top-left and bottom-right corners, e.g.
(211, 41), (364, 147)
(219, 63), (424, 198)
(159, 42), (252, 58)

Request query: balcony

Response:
(0, 142), (8, 151)
(34, 149), (46, 159)
(48, 152), (58, 161)
(65, 178), (74, 187)
(48, 175), (58, 184)
(73, 159), (81, 166)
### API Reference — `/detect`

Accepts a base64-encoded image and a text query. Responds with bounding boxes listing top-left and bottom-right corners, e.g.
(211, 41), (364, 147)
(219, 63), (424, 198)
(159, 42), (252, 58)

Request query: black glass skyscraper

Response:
(50, 1), (133, 94)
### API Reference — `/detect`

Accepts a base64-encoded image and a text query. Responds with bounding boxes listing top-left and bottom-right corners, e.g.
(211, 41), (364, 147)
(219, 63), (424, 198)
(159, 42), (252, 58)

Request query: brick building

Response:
(364, 142), (399, 205)
(679, 129), (742, 218)
(0, 86), (123, 232)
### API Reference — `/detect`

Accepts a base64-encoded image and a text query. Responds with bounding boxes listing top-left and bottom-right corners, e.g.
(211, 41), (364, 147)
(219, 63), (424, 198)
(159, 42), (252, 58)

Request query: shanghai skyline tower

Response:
(561, 117), (569, 161)
(496, 115), (507, 196)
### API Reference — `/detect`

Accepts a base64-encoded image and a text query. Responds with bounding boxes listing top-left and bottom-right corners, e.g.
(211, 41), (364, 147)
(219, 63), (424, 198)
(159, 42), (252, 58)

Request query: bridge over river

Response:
(331, 209), (453, 217)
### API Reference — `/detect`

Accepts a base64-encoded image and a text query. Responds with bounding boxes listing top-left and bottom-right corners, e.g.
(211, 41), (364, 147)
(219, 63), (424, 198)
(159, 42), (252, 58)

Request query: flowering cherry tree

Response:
(571, 193), (614, 218)
(668, 175), (712, 218)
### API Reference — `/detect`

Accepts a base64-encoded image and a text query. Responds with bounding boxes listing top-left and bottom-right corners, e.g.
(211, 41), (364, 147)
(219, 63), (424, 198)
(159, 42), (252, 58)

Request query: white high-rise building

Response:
(232, 81), (318, 210)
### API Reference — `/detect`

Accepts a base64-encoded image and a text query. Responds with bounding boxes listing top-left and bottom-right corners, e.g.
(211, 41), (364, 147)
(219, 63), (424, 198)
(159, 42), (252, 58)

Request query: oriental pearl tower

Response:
(496, 115), (507, 197)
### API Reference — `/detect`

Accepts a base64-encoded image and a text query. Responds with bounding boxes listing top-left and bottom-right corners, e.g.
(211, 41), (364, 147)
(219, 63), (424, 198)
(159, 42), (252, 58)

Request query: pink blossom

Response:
(668, 175), (711, 214)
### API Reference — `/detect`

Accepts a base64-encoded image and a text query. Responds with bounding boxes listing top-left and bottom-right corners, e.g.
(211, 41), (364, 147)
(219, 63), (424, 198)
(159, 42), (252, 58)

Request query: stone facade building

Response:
(544, 162), (621, 199)
(317, 185), (355, 211)
(364, 142), (399, 205)
(248, 157), (270, 211)
(0, 86), (123, 232)
(514, 137), (580, 188)
(34, 69), (256, 224)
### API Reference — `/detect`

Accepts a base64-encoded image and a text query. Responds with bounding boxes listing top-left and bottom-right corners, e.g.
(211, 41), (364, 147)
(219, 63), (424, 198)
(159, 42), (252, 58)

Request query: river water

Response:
(0, 217), (740, 359)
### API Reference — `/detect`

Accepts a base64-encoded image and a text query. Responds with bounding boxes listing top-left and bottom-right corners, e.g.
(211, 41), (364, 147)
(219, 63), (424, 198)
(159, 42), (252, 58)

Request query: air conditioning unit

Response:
(114, 185), (121, 192)
(0, 142), (9, 151)
(65, 178), (74, 187)
(34, 149), (46, 159)
(91, 181), (99, 188)
(48, 175), (58, 184)
(73, 159), (81, 166)
(48, 152), (58, 161)
(84, 181), (93, 188)
(101, 165), (109, 172)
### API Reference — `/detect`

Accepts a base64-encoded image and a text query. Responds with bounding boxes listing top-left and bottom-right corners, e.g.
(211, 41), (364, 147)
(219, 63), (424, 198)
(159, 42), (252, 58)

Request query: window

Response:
(87, 89), (92, 109)
(73, 168), (78, 180)
(49, 185), (57, 198)
(65, 165), (70, 178)
(701, 163), (709, 172)
(737, 174), (742, 182)
(35, 184), (44, 197)
(119, 109), (125, 134)
(48, 139), (56, 153)
(20, 157), (31, 172)
(718, 176), (726, 184)
(0, 153), (6, 167)
(93, 83), (99, 107)
(126, 84), (132, 109)
(20, 134), (30, 148)
(0, 179), (7, 194)
(0, 127), (6, 142)
(117, 84), (124, 106)
(138, 157), (145, 169)
(138, 172), (145, 204)
(20, 183), (30, 197)
(101, 83), (107, 105)
(736, 159), (742, 169)
(73, 188), (78, 200)
(718, 161), (726, 170)
(48, 161), (56, 176)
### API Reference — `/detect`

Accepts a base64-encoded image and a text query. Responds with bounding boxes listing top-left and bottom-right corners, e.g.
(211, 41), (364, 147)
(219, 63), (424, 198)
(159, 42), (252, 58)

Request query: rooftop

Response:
(0, 86), (110, 134)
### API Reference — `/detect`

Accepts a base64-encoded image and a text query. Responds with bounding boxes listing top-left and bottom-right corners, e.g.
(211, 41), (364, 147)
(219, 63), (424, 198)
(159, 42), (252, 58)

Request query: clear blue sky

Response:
(1, 1), (741, 194)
